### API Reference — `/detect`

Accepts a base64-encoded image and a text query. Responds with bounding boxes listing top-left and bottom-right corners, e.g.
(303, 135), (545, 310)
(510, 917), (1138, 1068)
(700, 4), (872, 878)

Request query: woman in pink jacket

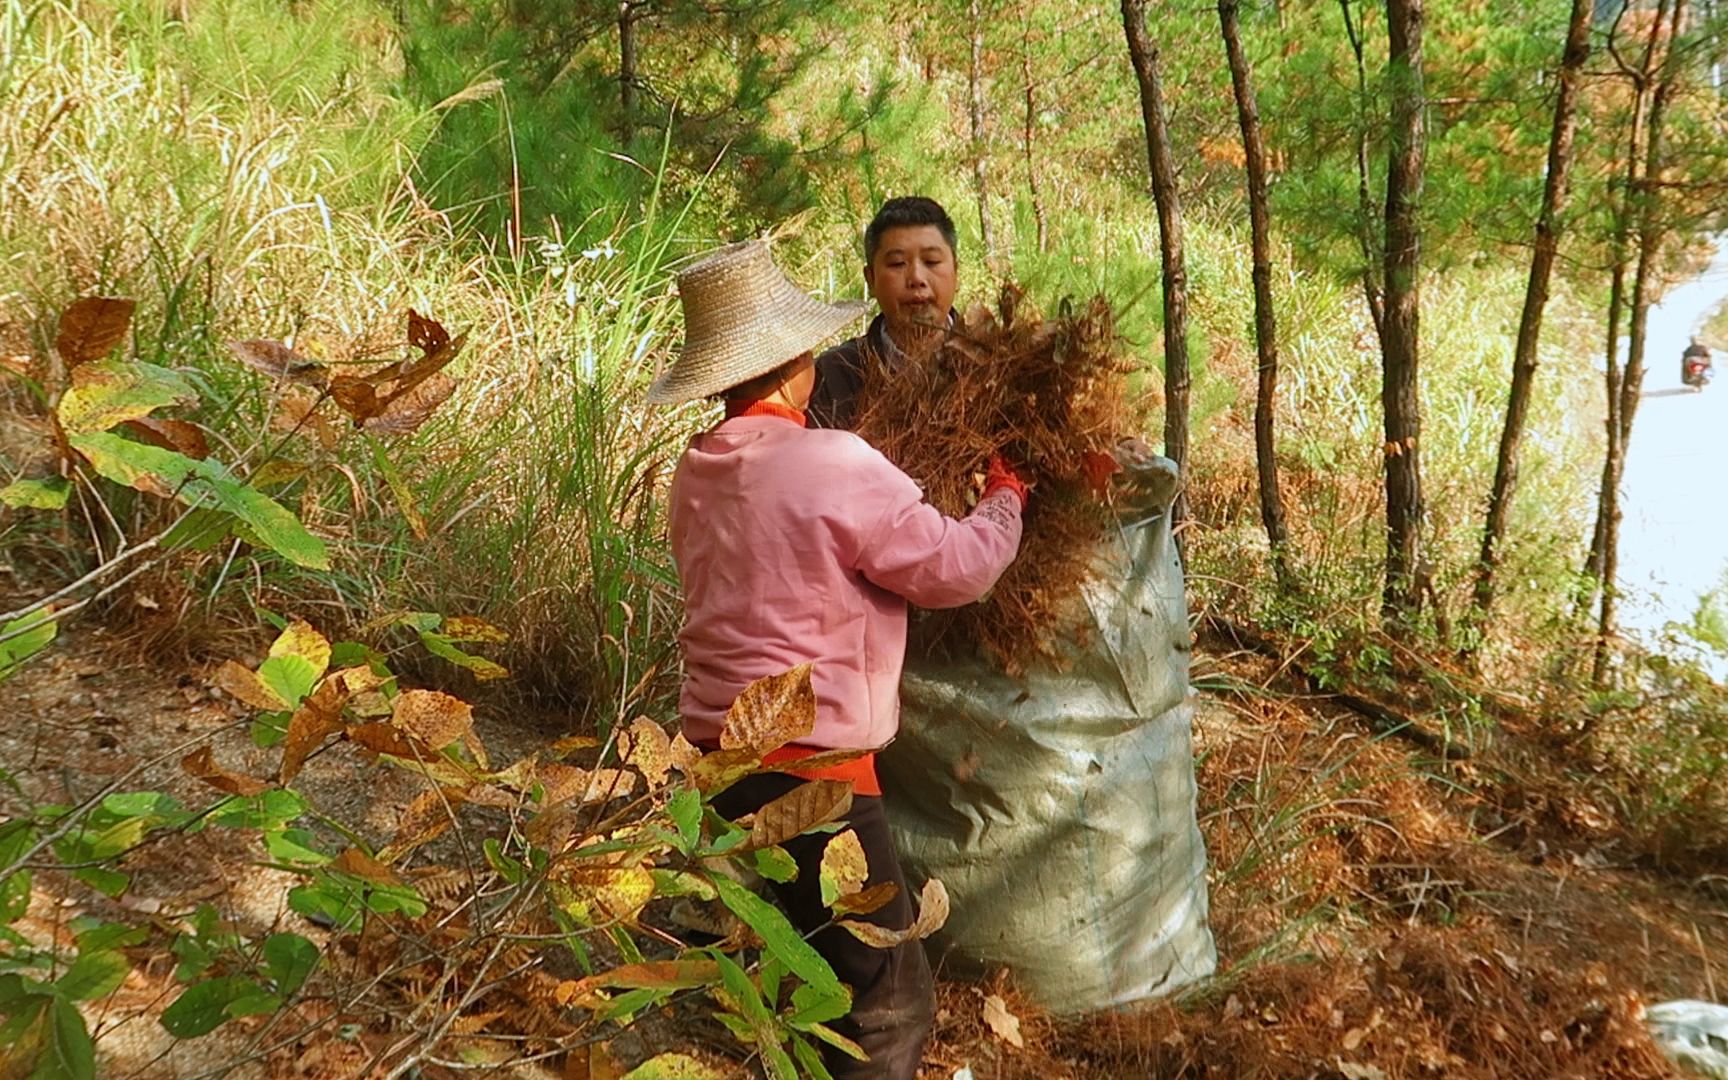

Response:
(651, 240), (1026, 1079)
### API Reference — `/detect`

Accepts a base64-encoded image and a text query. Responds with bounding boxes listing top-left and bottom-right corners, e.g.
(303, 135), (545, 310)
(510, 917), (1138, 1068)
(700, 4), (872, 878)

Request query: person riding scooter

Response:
(1682, 339), (1714, 390)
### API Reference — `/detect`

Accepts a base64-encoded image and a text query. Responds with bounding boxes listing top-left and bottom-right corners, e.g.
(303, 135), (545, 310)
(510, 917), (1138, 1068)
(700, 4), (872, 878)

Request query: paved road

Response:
(1615, 244), (1728, 679)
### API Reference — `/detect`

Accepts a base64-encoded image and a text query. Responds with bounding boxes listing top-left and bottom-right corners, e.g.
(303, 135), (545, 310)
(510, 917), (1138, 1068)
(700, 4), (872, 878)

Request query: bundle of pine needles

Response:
(853, 287), (1150, 672)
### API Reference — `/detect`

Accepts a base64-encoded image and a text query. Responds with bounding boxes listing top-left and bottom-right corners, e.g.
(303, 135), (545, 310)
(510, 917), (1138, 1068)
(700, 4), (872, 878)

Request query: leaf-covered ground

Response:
(3, 623), (1724, 1079)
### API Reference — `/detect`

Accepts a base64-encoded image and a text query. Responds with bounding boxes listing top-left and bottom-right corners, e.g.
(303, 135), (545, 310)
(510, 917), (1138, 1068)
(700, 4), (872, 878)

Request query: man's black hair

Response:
(863, 197), (958, 263)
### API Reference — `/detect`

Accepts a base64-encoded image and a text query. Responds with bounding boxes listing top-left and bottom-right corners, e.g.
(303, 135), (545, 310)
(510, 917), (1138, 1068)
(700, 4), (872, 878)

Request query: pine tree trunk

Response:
(1219, 0), (1292, 588)
(1020, 4), (1048, 253)
(618, 1), (639, 128)
(1595, 0), (1688, 685)
(1122, 0), (1191, 535)
(1341, 0), (1385, 336)
(968, 0), (997, 267)
(1472, 0), (1593, 626)
(1380, 0), (1426, 620)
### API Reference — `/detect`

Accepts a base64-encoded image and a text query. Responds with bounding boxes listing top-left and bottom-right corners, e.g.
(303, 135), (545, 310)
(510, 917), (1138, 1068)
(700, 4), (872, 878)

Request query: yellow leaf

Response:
(619, 717), (672, 787)
(819, 828), (868, 907)
(269, 620), (331, 682)
(439, 616), (508, 643)
(718, 664), (816, 754)
(552, 866), (655, 925)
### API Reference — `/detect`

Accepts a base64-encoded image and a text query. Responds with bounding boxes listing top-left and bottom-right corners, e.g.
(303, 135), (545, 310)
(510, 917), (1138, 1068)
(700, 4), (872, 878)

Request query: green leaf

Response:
(262, 828), (329, 866)
(647, 870), (716, 901)
(418, 631), (509, 681)
(53, 950), (128, 1002)
(1, 869), (32, 922)
(56, 359), (196, 435)
(482, 838), (523, 885)
(753, 846), (798, 884)
(791, 1034), (837, 1080)
(788, 983), (850, 1025)
(159, 976), (261, 1038)
(801, 1021), (866, 1062)
(617, 1053), (728, 1080)
(250, 713), (289, 748)
(207, 790), (305, 831)
(33, 997), (95, 1080)
(223, 988), (282, 1018)
(256, 655), (318, 711)
(68, 433), (328, 569)
(0, 478), (70, 510)
(598, 986), (661, 1024)
(666, 787), (701, 853)
(71, 922), (146, 953)
(710, 876), (845, 1004)
(0, 611), (58, 682)
(71, 867), (128, 899)
(100, 791), (186, 821)
(262, 934), (317, 996)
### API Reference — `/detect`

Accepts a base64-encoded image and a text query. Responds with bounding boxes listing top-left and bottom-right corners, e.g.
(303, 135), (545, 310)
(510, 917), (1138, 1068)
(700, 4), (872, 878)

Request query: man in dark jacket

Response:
(808, 196), (960, 430)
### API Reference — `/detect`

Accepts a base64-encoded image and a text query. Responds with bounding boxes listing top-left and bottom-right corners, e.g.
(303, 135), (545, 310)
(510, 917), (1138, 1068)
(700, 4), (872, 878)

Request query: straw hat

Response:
(648, 240), (868, 405)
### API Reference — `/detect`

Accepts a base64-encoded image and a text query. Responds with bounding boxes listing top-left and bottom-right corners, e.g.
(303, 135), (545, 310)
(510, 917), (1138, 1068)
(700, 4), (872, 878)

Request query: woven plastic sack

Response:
(881, 451), (1215, 1013)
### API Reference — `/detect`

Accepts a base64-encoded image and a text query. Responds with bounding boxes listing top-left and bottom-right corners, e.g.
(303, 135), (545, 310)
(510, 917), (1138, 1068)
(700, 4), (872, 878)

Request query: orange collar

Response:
(725, 399), (807, 426)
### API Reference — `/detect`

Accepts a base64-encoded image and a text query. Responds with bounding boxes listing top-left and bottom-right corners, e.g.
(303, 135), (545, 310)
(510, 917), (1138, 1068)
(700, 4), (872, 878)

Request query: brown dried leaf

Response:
(122, 417), (209, 459)
(819, 828), (867, 904)
(619, 716), (673, 787)
(328, 375), (383, 422)
(347, 721), (429, 759)
(181, 746), (271, 796)
(748, 780), (852, 851)
(407, 308), (450, 357)
(272, 388), (341, 449)
(330, 847), (403, 886)
(361, 372), (456, 436)
(213, 659), (288, 711)
(760, 745), (873, 775)
(554, 959), (721, 1007)
(718, 663), (816, 754)
(376, 788), (462, 863)
(280, 678), (349, 784)
(668, 733), (703, 773)
(831, 881), (899, 917)
(524, 805), (578, 851)
(391, 689), (472, 748)
(56, 297), (135, 366)
(228, 339), (326, 385)
(840, 878), (949, 948)
(537, 763), (590, 806)
(982, 994), (1025, 1049)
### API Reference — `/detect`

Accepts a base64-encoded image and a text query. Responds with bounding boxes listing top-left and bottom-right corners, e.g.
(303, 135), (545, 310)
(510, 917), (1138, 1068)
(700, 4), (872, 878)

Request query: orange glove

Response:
(983, 453), (1030, 510)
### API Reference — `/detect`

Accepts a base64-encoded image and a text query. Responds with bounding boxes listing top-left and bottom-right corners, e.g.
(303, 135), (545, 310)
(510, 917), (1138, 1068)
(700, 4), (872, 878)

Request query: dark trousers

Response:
(714, 773), (935, 1080)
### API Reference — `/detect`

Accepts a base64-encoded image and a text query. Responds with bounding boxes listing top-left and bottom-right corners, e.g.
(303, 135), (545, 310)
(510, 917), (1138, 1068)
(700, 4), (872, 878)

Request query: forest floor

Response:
(2, 617), (1724, 1079)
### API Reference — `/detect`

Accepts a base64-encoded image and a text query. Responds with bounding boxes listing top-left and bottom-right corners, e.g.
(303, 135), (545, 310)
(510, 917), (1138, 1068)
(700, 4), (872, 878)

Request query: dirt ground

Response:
(2, 620), (1724, 1079)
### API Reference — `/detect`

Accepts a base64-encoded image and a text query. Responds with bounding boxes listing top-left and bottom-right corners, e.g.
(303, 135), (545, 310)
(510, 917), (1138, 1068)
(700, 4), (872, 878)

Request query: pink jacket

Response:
(668, 414), (1023, 751)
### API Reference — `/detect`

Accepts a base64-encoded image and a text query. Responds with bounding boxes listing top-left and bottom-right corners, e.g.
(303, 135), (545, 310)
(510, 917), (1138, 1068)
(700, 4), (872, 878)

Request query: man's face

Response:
(864, 225), (958, 334)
